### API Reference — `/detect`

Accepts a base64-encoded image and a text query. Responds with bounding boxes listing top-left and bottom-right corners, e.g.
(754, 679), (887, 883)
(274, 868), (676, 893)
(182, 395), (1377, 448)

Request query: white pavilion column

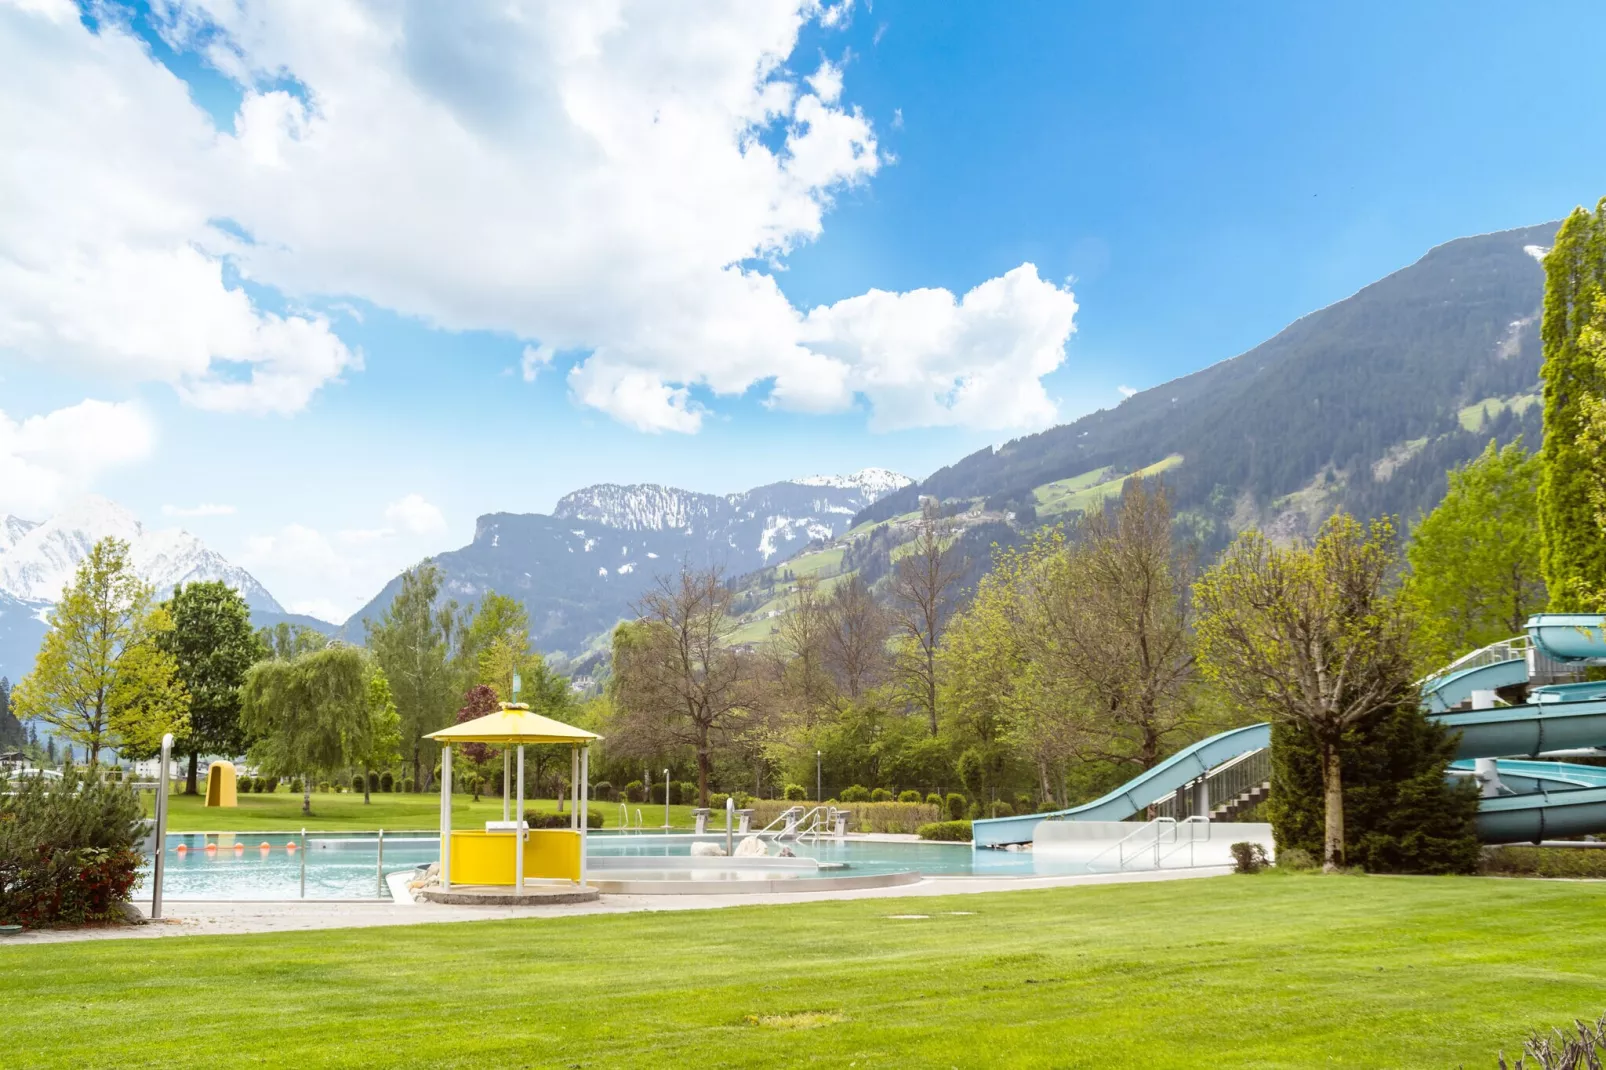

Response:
(580, 745), (589, 887)
(502, 750), (510, 822)
(441, 745), (453, 889)
(570, 747), (580, 831)
(515, 745), (525, 894)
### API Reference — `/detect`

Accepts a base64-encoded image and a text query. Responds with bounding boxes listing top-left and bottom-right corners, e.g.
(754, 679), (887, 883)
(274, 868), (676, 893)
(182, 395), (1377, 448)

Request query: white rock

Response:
(733, 835), (767, 857)
(690, 842), (725, 857)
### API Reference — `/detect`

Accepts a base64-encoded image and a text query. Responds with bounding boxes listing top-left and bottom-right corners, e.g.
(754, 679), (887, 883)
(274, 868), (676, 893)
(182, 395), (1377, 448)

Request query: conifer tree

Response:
(1538, 200), (1606, 608)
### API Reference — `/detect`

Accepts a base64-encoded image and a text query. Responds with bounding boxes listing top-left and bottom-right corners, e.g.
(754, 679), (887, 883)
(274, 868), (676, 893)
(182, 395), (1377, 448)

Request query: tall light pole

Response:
(816, 750), (822, 803)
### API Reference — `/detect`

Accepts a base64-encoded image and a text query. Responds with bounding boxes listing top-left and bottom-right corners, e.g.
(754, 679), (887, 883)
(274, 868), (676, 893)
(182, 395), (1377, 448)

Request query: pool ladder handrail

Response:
(1086, 817), (1178, 872)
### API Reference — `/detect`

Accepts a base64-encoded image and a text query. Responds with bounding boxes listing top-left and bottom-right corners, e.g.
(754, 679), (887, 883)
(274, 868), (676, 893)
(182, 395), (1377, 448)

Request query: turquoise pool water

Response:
(140, 831), (1092, 900)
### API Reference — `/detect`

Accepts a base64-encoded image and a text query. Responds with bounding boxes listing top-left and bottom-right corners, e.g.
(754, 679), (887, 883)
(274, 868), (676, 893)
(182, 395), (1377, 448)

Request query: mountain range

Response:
(853, 221), (1556, 549)
(339, 468), (914, 655)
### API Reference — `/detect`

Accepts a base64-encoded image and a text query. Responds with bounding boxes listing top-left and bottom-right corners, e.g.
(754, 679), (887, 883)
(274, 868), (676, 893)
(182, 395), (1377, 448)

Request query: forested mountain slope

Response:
(856, 222), (1557, 547)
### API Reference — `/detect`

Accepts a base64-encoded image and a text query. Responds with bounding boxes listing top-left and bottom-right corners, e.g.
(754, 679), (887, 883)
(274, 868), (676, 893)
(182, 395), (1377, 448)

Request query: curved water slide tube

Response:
(974, 616), (1606, 847)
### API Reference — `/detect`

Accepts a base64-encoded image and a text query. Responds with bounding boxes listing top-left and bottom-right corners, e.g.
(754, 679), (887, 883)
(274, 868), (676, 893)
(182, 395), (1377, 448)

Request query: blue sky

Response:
(3, 0), (1603, 618)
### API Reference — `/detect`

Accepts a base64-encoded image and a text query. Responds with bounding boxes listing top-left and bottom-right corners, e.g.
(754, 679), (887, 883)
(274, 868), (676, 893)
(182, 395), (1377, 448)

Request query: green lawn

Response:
(6, 875), (1606, 1067)
(144, 789), (706, 832)
(1458, 392), (1540, 431)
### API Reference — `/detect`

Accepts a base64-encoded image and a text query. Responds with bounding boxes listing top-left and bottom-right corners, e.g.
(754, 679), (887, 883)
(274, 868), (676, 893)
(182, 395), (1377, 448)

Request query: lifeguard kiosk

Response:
(426, 704), (599, 893)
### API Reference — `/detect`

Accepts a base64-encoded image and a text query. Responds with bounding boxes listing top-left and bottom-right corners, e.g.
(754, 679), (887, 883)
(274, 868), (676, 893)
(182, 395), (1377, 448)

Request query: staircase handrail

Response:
(1420, 635), (1530, 688)
(756, 804), (807, 838)
(1155, 816), (1213, 868)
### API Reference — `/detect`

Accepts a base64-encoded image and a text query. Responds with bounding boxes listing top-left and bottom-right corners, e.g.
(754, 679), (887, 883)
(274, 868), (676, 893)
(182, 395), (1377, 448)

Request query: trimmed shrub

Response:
(897, 790), (922, 803)
(748, 800), (940, 835)
(917, 820), (973, 842)
(870, 788), (894, 802)
(368, 772), (380, 794)
(1276, 847), (1317, 871)
(402, 778), (415, 794)
(709, 792), (731, 810)
(317, 781), (330, 793)
(523, 808), (604, 829)
(1231, 842), (1270, 874)
(988, 801), (1014, 818)
(839, 785), (871, 803)
(592, 780), (614, 802)
(0, 766), (145, 927)
(1482, 845), (1606, 879)
(623, 780), (644, 803)
(734, 792), (755, 810)
(678, 782), (697, 805)
(380, 771), (394, 793)
(1014, 795), (1033, 813)
(264, 776), (279, 794)
(925, 793), (942, 808)
(945, 793), (966, 820)
(782, 783), (807, 802)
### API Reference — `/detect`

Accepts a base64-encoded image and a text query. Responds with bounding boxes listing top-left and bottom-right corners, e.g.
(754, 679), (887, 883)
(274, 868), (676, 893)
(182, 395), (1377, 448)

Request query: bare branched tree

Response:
(820, 574), (890, 702)
(610, 565), (751, 806)
(889, 505), (966, 735)
(1027, 478), (1197, 770)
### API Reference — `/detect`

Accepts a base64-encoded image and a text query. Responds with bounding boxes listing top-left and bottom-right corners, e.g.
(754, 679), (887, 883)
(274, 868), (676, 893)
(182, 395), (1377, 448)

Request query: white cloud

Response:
(238, 494), (449, 617)
(0, 399), (156, 518)
(162, 503), (237, 518)
(799, 264), (1079, 430)
(384, 493), (447, 535)
(520, 344), (556, 382)
(2, 1), (1078, 436)
(1117, 385), (1137, 398)
(0, 2), (358, 414)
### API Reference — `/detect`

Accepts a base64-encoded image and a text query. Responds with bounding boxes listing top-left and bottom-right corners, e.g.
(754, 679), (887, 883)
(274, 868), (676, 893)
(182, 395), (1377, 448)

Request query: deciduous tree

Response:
(162, 581), (264, 794)
(11, 538), (189, 768)
(366, 562), (458, 791)
(1408, 438), (1545, 663)
(1193, 514), (1419, 871)
(889, 506), (965, 735)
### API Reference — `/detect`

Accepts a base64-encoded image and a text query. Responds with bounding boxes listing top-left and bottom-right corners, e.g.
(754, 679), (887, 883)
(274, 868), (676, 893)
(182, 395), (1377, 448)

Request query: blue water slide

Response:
(1438, 699), (1606, 758)
(1526, 614), (1606, 661)
(1421, 658), (1529, 712)
(1456, 759), (1606, 793)
(971, 723), (1269, 848)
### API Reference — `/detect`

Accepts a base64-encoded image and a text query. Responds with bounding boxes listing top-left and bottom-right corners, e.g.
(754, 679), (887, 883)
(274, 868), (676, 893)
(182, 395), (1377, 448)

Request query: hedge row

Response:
(917, 820), (973, 842)
(1, 767), (145, 927)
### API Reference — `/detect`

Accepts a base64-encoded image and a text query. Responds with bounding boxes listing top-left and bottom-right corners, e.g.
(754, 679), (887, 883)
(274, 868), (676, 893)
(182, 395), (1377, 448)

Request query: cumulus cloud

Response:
(0, 399), (156, 518)
(1118, 385), (1137, 398)
(240, 495), (449, 619)
(162, 503), (237, 518)
(2, 0), (1078, 434)
(384, 493), (447, 535)
(0, 0), (357, 414)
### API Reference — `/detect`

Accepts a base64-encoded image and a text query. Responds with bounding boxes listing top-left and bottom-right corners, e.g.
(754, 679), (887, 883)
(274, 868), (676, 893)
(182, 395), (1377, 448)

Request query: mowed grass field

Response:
(144, 788), (705, 832)
(7, 875), (1606, 1068)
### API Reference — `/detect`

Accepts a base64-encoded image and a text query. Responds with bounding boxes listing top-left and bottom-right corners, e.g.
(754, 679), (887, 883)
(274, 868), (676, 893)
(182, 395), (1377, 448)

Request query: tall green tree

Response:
(240, 645), (384, 816)
(11, 538), (189, 768)
(366, 562), (458, 790)
(356, 670), (402, 805)
(162, 582), (264, 794)
(1538, 200), (1606, 609)
(1408, 438), (1546, 663)
(256, 622), (330, 660)
(1193, 515), (1420, 871)
(0, 676), (23, 750)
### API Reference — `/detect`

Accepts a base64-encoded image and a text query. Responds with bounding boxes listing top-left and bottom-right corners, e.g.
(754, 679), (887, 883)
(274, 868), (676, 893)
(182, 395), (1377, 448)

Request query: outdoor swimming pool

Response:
(139, 827), (1242, 900)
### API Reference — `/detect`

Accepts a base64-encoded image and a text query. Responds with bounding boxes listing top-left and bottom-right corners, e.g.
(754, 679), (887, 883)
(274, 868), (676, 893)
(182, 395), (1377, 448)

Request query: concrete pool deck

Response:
(4, 865), (1232, 945)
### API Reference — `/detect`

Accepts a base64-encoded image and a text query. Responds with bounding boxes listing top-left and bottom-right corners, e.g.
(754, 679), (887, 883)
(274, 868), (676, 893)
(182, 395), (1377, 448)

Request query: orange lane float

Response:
(204, 843), (218, 853)
(175, 844), (187, 855)
(233, 843), (245, 853)
(285, 842), (298, 852)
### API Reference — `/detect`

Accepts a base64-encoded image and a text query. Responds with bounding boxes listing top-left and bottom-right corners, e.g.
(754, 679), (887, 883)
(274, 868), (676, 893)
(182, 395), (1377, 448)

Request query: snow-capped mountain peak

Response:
(1, 515), (39, 554)
(0, 495), (282, 612)
(552, 483), (727, 532)
(792, 467), (913, 502)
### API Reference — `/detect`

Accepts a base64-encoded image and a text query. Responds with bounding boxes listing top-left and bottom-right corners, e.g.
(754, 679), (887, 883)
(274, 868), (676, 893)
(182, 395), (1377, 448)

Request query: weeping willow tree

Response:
(241, 645), (392, 816)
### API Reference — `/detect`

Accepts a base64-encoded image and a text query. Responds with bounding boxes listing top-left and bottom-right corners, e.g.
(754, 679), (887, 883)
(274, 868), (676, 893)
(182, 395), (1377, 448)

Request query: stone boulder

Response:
(691, 841), (725, 857)
(733, 836), (767, 857)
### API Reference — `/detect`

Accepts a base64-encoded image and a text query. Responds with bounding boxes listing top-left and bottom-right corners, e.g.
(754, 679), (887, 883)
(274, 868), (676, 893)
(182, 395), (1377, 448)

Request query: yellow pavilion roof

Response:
(426, 704), (600, 745)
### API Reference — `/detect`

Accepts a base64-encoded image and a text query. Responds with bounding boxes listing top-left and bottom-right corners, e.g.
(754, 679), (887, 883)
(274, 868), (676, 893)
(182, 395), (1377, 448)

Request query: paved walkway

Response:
(4, 866), (1230, 945)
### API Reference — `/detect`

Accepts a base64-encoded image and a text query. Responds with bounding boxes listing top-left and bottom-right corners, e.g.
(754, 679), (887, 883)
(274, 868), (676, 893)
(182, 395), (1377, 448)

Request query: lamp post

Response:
(816, 750), (822, 804)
